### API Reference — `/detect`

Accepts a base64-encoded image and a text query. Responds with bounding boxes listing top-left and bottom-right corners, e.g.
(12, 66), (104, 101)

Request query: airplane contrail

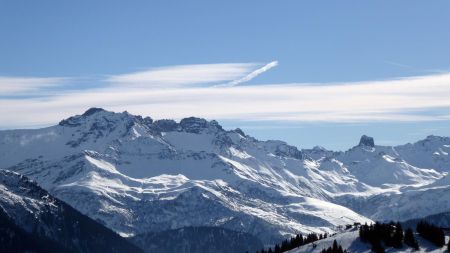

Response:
(226, 60), (278, 87)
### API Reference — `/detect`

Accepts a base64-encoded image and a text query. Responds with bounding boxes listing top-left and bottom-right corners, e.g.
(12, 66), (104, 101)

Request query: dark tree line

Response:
(404, 228), (419, 250)
(359, 220), (450, 252)
(359, 222), (406, 253)
(254, 232), (329, 253)
(252, 219), (449, 253)
(416, 221), (445, 247)
(320, 240), (347, 253)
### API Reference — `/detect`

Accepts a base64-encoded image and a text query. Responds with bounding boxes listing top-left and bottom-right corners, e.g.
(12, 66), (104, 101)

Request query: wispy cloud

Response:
(225, 61), (279, 86)
(105, 63), (266, 88)
(1, 71), (450, 128)
(0, 76), (68, 96)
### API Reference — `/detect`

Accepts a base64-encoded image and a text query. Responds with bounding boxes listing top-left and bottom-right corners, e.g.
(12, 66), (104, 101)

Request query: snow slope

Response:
(0, 108), (449, 244)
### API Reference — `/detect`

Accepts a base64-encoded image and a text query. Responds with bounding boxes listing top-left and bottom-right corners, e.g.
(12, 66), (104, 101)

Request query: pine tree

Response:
(298, 234), (304, 246)
(319, 241), (346, 253)
(281, 239), (289, 251)
(291, 235), (298, 248)
(359, 223), (369, 242)
(332, 240), (338, 253)
(371, 240), (385, 253)
(417, 220), (445, 247)
(274, 244), (280, 253)
(392, 222), (403, 248)
(404, 228), (419, 250)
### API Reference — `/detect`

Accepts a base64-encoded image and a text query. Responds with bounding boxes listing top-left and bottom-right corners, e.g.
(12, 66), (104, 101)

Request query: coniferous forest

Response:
(359, 220), (448, 253)
(253, 219), (448, 253)
(250, 231), (352, 253)
(416, 220), (446, 247)
(403, 228), (419, 250)
(359, 222), (405, 252)
(252, 232), (331, 253)
(319, 240), (347, 253)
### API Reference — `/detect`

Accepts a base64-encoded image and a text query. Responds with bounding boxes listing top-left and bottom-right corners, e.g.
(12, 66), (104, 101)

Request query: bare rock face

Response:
(359, 135), (375, 147)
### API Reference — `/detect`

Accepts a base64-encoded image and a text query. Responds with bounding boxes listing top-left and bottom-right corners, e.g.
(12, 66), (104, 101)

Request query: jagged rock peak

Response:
(359, 135), (375, 147)
(233, 128), (246, 136)
(82, 107), (106, 116)
(153, 119), (179, 132)
(424, 135), (448, 141)
(59, 107), (107, 126)
(59, 108), (224, 134)
(180, 117), (223, 133)
(312, 146), (327, 151)
(60, 108), (152, 127)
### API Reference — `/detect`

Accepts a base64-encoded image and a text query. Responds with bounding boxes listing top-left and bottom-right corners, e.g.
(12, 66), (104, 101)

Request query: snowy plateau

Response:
(1, 108), (450, 249)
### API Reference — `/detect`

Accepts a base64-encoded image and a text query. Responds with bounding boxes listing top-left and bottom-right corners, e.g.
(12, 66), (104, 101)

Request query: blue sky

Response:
(1, 1), (450, 150)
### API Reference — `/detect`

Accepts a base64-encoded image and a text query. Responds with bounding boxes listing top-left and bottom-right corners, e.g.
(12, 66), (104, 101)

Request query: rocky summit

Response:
(358, 135), (375, 147)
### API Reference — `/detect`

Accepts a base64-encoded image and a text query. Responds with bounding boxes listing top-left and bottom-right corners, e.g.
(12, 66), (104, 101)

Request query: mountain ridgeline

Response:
(0, 108), (450, 252)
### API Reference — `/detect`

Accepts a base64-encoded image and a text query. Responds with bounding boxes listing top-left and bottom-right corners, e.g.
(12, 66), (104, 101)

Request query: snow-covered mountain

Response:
(0, 108), (449, 245)
(0, 169), (143, 253)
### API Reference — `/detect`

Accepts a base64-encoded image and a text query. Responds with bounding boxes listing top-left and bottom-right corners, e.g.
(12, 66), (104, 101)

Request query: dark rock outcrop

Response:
(359, 135), (375, 147)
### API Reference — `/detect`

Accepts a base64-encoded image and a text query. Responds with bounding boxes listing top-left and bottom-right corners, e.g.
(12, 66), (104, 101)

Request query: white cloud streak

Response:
(106, 63), (263, 88)
(225, 61), (279, 86)
(0, 76), (68, 95)
(1, 72), (450, 128)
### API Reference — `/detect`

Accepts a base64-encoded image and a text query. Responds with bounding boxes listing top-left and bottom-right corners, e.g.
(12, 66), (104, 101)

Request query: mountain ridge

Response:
(0, 108), (449, 245)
